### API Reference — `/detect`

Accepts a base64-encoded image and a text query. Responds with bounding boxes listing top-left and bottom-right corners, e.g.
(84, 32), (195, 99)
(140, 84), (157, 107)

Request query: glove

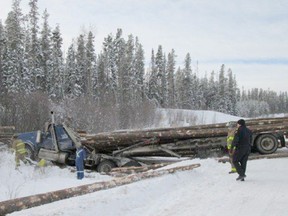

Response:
(229, 149), (235, 156)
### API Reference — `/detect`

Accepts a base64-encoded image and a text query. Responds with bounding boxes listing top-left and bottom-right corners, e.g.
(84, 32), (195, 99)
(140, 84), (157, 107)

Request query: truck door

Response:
(55, 125), (75, 151)
(39, 126), (55, 150)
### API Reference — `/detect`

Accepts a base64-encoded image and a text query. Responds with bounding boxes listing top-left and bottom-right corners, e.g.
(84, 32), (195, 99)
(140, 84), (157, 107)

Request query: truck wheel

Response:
(256, 134), (278, 154)
(123, 160), (142, 167)
(97, 160), (116, 173)
(25, 145), (35, 161)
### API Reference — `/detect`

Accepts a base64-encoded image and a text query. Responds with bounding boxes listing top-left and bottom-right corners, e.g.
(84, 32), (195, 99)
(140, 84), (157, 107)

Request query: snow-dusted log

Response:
(0, 163), (200, 215)
(0, 126), (15, 145)
(82, 121), (288, 151)
(109, 162), (172, 176)
(218, 152), (288, 163)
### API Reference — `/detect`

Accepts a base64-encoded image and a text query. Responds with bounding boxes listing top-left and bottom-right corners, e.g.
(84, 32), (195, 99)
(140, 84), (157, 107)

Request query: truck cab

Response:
(17, 123), (78, 165)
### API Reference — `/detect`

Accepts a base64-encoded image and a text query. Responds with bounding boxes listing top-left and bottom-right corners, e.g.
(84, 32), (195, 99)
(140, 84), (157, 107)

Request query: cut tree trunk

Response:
(218, 152), (288, 163)
(81, 121), (288, 151)
(0, 163), (200, 215)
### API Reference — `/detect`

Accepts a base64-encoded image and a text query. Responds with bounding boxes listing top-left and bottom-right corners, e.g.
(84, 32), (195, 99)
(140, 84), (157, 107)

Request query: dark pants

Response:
(76, 158), (84, 179)
(233, 149), (250, 177)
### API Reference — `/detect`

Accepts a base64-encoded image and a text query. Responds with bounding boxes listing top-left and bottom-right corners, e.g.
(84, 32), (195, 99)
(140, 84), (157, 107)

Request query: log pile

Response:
(0, 126), (15, 146)
(0, 163), (200, 215)
(79, 117), (288, 157)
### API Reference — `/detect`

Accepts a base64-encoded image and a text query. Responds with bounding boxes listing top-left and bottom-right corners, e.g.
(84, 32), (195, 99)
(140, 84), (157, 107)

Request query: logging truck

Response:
(12, 114), (288, 172)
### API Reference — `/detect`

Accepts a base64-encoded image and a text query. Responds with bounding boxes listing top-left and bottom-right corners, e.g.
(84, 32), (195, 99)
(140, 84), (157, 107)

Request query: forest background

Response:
(1, 0), (288, 133)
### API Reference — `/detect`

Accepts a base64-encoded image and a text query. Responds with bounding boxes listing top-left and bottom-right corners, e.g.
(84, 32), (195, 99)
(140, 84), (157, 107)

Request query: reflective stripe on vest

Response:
(16, 141), (26, 154)
(76, 149), (83, 158)
(227, 136), (234, 150)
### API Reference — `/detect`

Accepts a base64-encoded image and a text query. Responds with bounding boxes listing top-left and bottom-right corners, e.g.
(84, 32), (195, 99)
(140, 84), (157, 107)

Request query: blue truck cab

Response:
(17, 123), (76, 164)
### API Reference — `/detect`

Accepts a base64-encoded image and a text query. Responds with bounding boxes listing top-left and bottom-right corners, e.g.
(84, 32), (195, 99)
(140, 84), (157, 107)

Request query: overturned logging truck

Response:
(7, 115), (288, 172)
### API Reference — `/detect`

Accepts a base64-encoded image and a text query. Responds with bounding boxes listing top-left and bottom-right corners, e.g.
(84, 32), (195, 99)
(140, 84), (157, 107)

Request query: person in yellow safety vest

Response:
(227, 122), (237, 174)
(12, 136), (27, 168)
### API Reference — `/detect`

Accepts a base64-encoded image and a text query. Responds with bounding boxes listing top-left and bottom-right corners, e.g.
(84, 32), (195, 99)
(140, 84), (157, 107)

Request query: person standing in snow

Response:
(12, 135), (27, 168)
(226, 122), (237, 174)
(75, 146), (86, 180)
(232, 119), (252, 181)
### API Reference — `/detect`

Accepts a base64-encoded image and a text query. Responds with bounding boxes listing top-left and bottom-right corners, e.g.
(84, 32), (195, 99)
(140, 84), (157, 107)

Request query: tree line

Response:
(0, 0), (287, 132)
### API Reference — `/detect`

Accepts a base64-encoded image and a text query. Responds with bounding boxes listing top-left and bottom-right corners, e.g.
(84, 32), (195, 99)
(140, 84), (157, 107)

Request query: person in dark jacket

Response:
(75, 146), (86, 180)
(231, 119), (252, 181)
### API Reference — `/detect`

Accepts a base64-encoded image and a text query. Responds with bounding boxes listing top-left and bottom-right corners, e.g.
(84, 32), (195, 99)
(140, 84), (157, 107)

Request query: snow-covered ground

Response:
(1, 109), (288, 216)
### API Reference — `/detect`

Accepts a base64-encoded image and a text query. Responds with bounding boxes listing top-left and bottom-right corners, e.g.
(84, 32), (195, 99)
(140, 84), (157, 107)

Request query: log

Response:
(82, 121), (288, 150)
(218, 152), (288, 163)
(110, 162), (172, 174)
(0, 163), (200, 215)
(0, 126), (15, 132)
(0, 127), (15, 146)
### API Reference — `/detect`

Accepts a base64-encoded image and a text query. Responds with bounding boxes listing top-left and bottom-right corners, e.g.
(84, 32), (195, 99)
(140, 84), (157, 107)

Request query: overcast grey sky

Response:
(1, 0), (288, 92)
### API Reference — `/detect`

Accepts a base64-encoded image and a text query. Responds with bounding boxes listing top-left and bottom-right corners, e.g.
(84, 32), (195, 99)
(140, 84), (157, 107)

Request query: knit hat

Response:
(237, 119), (246, 126)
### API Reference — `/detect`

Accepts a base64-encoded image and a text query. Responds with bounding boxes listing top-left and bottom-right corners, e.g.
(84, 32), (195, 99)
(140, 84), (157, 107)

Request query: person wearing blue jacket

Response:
(76, 146), (86, 179)
(232, 119), (252, 181)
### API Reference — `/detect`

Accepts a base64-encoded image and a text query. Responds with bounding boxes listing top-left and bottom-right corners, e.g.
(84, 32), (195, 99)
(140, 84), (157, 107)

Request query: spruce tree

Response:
(64, 43), (80, 97)
(166, 49), (176, 108)
(182, 53), (193, 109)
(147, 49), (158, 104)
(3, 0), (26, 93)
(0, 21), (6, 95)
(28, 0), (43, 90)
(85, 31), (97, 97)
(40, 9), (52, 93)
(134, 37), (145, 101)
(75, 34), (86, 96)
(155, 45), (166, 106)
(49, 25), (64, 100)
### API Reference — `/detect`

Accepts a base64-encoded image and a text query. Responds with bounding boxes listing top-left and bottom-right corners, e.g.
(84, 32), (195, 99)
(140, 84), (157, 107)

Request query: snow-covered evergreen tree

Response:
(0, 21), (6, 95)
(85, 31), (97, 96)
(181, 53), (193, 109)
(215, 64), (228, 113)
(64, 43), (81, 97)
(2, 0), (26, 93)
(75, 34), (86, 96)
(226, 68), (238, 115)
(134, 37), (145, 101)
(175, 67), (184, 108)
(166, 49), (176, 108)
(155, 45), (166, 106)
(49, 25), (64, 100)
(40, 9), (52, 93)
(147, 49), (158, 104)
(119, 34), (135, 128)
(206, 71), (217, 110)
(28, 0), (43, 91)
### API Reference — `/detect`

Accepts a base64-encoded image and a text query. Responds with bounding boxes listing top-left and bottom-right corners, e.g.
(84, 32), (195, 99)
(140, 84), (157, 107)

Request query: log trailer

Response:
(12, 113), (288, 172)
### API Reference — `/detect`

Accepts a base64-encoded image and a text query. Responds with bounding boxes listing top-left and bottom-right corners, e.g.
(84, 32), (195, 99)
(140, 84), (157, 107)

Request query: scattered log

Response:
(109, 162), (172, 176)
(0, 163), (200, 215)
(218, 152), (288, 163)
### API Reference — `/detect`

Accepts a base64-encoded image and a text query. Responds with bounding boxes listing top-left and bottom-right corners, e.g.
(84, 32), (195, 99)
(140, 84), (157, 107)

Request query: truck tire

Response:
(25, 145), (35, 161)
(97, 160), (116, 173)
(123, 160), (142, 167)
(255, 134), (278, 154)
